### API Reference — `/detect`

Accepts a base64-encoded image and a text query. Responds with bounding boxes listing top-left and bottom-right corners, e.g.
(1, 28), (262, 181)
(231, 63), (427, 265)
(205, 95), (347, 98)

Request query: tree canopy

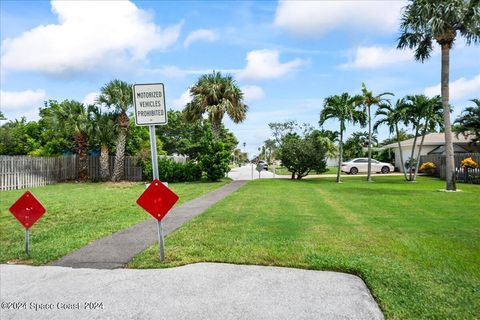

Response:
(454, 99), (480, 144)
(183, 71), (247, 138)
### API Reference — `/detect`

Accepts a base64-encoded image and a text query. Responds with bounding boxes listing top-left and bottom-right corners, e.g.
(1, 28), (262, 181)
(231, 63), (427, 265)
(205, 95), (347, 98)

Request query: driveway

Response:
(1, 263), (383, 320)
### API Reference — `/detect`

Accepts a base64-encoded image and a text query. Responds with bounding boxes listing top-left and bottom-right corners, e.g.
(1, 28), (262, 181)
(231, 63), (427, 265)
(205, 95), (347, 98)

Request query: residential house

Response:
(382, 133), (478, 172)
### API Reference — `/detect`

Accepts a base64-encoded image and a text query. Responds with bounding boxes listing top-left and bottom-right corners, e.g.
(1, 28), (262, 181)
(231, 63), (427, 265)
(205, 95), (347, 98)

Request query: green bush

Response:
(198, 130), (230, 181)
(143, 157), (202, 182)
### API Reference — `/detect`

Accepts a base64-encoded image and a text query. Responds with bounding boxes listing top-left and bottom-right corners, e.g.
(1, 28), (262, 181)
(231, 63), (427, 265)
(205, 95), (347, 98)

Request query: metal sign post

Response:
(133, 83), (168, 262)
(9, 191), (46, 257)
(149, 125), (165, 261)
(256, 163), (264, 179)
(25, 229), (29, 256)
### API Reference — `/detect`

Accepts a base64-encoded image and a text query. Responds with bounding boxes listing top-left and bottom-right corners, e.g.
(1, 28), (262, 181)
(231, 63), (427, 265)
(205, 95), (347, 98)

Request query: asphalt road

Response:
(1, 263), (384, 320)
(227, 164), (406, 181)
(228, 164), (274, 180)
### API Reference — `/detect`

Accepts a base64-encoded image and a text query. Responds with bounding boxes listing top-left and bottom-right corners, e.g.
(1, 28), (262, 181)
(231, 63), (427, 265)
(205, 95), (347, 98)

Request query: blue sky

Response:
(1, 0), (479, 157)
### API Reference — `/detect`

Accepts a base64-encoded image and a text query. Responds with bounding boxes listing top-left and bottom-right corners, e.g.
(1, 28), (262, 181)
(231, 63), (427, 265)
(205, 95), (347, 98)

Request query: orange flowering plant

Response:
(460, 157), (479, 169)
(419, 162), (436, 173)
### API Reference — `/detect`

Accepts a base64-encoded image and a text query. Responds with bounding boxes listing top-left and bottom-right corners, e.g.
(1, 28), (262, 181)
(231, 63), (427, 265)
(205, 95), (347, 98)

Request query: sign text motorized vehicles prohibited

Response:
(133, 83), (167, 126)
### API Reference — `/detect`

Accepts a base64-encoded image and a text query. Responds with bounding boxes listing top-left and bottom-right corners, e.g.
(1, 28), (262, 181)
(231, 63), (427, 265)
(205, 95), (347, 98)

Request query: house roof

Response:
(382, 133), (471, 149)
(428, 144), (469, 154)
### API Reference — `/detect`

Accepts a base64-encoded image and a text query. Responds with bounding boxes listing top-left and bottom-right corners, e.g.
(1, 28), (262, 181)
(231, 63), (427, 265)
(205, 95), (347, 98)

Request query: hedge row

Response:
(143, 157), (202, 182)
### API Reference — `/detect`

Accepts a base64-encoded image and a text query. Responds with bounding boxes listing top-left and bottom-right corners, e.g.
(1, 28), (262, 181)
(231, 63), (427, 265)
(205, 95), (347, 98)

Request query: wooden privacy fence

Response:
(419, 153), (480, 184)
(87, 156), (142, 182)
(0, 156), (77, 190)
(0, 155), (143, 190)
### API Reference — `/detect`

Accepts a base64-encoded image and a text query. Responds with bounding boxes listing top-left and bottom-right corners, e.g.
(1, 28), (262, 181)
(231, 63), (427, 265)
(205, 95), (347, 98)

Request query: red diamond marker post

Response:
(137, 179), (179, 261)
(9, 191), (46, 255)
(137, 179), (179, 221)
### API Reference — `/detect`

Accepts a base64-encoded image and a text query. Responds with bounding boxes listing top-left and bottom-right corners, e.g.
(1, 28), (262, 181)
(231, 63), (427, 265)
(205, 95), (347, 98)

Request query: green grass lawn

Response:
(0, 179), (229, 265)
(270, 165), (337, 175)
(129, 176), (480, 319)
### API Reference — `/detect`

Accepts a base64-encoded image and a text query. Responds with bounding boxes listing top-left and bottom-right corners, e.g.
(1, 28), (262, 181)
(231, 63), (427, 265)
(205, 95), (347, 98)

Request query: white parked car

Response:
(341, 158), (394, 175)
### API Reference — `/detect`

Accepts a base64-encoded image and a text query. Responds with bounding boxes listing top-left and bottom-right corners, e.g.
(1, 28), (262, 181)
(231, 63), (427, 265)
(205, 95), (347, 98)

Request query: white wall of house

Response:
(326, 157), (339, 167)
(393, 145), (437, 172)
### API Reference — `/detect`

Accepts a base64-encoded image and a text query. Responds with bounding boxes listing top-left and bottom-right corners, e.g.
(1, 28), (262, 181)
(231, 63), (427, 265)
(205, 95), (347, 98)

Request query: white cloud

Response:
(241, 85), (264, 102)
(424, 74), (480, 101)
(237, 49), (306, 81)
(0, 89), (46, 110)
(183, 29), (218, 47)
(274, 0), (405, 37)
(341, 46), (414, 69)
(147, 65), (241, 78)
(172, 89), (192, 110)
(82, 91), (99, 106)
(1, 1), (182, 75)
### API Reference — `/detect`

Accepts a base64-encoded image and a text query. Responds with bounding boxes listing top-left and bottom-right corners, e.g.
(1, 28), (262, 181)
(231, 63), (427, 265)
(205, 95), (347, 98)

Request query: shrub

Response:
(279, 132), (327, 179)
(405, 157), (418, 170)
(460, 157), (479, 169)
(419, 162), (436, 174)
(198, 130), (230, 181)
(143, 157), (202, 182)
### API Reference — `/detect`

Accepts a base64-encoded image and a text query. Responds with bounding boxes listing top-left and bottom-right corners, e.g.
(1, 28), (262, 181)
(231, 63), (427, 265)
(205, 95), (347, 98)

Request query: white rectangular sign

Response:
(133, 83), (167, 126)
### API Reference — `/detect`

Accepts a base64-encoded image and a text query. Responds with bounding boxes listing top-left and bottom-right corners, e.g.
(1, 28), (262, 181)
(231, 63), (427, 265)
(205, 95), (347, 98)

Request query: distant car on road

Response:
(341, 158), (394, 175)
(257, 160), (268, 171)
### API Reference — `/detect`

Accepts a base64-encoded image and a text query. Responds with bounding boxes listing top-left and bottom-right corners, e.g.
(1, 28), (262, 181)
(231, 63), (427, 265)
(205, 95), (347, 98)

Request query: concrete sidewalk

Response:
(0, 263), (384, 320)
(49, 180), (247, 269)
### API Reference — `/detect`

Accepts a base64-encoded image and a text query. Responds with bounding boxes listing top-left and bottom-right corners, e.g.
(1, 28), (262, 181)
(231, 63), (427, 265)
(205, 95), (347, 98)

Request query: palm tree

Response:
(343, 131), (378, 160)
(314, 129), (339, 159)
(397, 0), (480, 190)
(97, 80), (132, 181)
(401, 95), (444, 181)
(51, 100), (91, 182)
(320, 93), (365, 183)
(402, 95), (427, 181)
(413, 95), (443, 180)
(360, 83), (393, 182)
(89, 106), (117, 181)
(184, 71), (248, 139)
(264, 138), (277, 162)
(374, 99), (410, 181)
(454, 99), (480, 144)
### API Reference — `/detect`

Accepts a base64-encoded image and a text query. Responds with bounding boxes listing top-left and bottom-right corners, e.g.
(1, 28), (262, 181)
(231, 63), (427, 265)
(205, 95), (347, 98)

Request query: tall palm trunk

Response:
(395, 123), (408, 181)
(408, 127), (419, 181)
(441, 43), (456, 190)
(367, 105), (373, 182)
(413, 122), (428, 181)
(212, 121), (221, 140)
(336, 126), (343, 183)
(112, 112), (128, 181)
(74, 132), (88, 182)
(99, 144), (110, 182)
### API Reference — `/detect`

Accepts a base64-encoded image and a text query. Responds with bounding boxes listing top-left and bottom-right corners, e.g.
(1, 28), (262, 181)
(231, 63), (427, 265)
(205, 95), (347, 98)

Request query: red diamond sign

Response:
(136, 179), (179, 221)
(9, 191), (46, 229)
